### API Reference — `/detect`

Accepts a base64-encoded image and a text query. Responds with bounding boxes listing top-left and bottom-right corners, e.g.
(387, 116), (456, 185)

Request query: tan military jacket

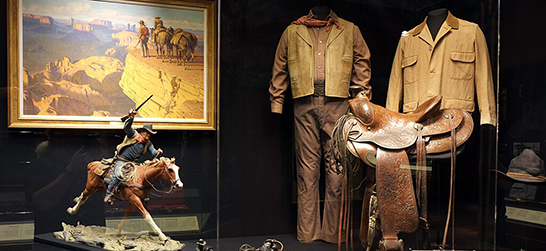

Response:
(386, 12), (496, 126)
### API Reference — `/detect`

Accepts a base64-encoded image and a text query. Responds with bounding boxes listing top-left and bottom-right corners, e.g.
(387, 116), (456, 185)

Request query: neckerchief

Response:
(292, 15), (341, 32)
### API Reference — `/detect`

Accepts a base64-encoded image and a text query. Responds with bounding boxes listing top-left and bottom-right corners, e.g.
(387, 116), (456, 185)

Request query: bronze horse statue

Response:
(171, 29), (199, 69)
(67, 157), (183, 241)
(332, 92), (473, 251)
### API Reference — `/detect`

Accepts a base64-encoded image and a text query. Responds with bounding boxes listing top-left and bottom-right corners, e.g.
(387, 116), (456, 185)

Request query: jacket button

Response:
(428, 46), (432, 51)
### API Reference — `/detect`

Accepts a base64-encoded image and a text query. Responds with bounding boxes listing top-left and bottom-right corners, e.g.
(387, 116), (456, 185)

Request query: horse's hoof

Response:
(67, 208), (76, 215)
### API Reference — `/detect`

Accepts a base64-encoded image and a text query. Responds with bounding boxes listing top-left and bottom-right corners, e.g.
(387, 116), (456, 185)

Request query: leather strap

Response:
(415, 123), (429, 249)
(442, 114), (457, 249)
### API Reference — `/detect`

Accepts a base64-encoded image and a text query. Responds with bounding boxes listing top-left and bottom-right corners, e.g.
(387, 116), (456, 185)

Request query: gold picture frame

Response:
(8, 0), (217, 130)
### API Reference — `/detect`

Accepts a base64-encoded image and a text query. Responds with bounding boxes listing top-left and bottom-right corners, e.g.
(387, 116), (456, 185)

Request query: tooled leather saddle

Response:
(334, 92), (473, 251)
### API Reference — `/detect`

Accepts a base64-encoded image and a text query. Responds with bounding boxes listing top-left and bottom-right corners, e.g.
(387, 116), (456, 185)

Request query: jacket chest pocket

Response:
(402, 55), (418, 84)
(449, 52), (475, 80)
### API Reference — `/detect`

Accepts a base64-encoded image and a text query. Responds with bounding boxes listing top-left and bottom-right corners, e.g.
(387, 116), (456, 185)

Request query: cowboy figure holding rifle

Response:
(104, 108), (163, 205)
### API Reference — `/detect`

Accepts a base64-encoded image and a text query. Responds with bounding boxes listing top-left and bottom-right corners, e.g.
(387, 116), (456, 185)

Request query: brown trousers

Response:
(294, 95), (348, 243)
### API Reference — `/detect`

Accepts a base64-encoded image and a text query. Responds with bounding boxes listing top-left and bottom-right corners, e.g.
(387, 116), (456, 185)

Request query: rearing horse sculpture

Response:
(67, 157), (183, 241)
(332, 92), (473, 251)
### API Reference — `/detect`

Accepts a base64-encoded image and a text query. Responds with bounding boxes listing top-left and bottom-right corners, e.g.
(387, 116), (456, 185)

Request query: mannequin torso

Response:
(311, 6), (331, 20)
(427, 8), (448, 41)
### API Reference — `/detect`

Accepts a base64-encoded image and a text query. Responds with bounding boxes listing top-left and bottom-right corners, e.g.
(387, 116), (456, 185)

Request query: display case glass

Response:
(218, 0), (500, 250)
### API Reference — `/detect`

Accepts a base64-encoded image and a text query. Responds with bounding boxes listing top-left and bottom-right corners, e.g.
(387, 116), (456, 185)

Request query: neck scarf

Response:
(291, 16), (341, 32)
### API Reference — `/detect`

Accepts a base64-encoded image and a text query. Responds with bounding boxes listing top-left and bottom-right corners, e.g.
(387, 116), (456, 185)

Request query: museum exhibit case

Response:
(0, 0), (545, 250)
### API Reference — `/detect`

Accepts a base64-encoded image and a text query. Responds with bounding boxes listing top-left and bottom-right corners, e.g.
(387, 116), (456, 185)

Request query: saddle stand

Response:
(333, 94), (473, 251)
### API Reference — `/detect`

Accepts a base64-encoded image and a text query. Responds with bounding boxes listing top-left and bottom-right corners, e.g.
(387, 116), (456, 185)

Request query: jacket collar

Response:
(411, 11), (459, 36)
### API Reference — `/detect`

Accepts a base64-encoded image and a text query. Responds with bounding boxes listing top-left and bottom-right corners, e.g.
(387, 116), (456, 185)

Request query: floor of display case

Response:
(33, 224), (492, 251)
(31, 229), (495, 251)
(34, 232), (367, 251)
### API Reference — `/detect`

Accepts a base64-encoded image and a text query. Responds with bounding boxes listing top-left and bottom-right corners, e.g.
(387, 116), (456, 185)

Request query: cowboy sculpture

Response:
(104, 109), (163, 205)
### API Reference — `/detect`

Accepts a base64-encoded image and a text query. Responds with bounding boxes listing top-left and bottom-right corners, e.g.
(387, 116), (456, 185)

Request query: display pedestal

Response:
(34, 233), (103, 250)
(34, 232), (363, 251)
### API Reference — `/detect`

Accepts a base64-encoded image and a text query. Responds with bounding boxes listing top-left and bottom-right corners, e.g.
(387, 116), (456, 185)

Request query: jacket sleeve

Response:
(269, 28), (290, 114)
(351, 26), (372, 99)
(474, 26), (497, 126)
(386, 36), (405, 112)
(124, 117), (137, 138)
(147, 142), (158, 157)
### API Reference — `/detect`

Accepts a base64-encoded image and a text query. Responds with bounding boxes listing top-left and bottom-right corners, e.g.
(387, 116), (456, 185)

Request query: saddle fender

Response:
(375, 148), (419, 235)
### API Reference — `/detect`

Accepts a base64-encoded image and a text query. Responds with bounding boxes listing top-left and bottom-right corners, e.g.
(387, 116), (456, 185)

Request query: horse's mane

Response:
(142, 157), (171, 168)
(142, 158), (160, 168)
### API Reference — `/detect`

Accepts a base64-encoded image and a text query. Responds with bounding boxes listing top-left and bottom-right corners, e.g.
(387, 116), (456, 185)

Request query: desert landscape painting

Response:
(18, 0), (210, 125)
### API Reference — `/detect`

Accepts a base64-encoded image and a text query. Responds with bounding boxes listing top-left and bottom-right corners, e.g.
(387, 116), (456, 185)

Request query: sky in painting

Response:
(22, 0), (205, 31)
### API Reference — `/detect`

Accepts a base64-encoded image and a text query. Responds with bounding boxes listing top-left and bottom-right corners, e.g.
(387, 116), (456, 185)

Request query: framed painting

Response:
(8, 0), (217, 130)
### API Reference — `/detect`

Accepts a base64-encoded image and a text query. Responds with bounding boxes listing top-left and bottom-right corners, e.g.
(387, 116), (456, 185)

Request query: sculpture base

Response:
(35, 232), (102, 251)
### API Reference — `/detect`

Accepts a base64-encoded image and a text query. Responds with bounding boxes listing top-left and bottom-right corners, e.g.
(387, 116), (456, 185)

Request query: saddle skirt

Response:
(93, 160), (112, 177)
